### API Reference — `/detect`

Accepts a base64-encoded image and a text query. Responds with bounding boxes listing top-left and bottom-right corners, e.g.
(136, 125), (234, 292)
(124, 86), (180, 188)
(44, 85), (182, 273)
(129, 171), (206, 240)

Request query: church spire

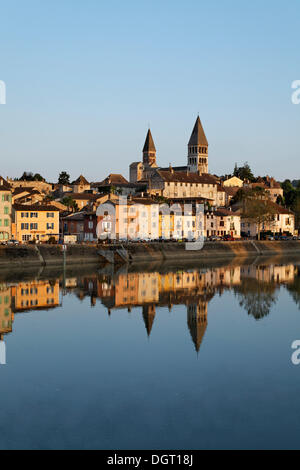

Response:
(187, 116), (209, 175)
(143, 129), (156, 152)
(188, 116), (208, 147)
(143, 129), (157, 168)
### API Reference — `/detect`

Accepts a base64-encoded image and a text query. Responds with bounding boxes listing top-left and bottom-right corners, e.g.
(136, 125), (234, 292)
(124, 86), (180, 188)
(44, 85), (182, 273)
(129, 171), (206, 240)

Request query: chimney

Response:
(169, 164), (174, 174)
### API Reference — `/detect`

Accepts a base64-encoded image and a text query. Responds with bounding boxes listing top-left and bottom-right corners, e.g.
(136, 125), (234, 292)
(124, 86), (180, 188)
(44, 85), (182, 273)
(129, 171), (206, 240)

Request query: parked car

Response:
(222, 235), (235, 241)
(6, 239), (19, 246)
(209, 236), (221, 242)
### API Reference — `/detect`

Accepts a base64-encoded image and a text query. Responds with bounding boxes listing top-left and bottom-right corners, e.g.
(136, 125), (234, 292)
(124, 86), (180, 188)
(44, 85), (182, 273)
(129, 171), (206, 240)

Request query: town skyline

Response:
(2, 115), (298, 185)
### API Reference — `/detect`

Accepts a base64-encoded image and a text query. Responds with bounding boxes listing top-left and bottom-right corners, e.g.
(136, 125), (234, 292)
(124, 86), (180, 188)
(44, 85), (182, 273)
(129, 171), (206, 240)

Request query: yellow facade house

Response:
(223, 176), (244, 188)
(12, 204), (60, 243)
(0, 177), (12, 242)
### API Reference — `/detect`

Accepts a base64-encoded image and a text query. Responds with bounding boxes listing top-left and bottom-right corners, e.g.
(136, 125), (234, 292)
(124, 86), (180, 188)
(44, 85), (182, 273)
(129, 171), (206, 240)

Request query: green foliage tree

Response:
(233, 187), (277, 239)
(33, 173), (45, 181)
(233, 162), (255, 182)
(281, 179), (300, 229)
(58, 171), (71, 185)
(62, 196), (79, 212)
(276, 195), (285, 206)
(19, 172), (45, 182)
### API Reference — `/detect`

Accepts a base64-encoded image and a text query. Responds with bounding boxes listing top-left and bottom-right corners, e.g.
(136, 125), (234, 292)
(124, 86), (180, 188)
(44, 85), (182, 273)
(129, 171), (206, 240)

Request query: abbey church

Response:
(129, 116), (225, 206)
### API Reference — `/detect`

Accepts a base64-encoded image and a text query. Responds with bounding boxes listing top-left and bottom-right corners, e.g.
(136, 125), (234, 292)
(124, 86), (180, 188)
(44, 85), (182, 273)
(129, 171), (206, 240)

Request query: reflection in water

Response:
(1, 262), (299, 354)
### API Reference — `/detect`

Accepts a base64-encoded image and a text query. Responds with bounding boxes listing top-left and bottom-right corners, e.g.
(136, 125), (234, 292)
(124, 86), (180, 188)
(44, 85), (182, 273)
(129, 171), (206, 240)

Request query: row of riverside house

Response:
(0, 116), (296, 244)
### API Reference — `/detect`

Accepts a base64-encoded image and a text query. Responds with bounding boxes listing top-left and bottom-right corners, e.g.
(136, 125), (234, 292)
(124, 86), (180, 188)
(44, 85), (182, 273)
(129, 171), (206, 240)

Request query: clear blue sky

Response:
(0, 0), (299, 182)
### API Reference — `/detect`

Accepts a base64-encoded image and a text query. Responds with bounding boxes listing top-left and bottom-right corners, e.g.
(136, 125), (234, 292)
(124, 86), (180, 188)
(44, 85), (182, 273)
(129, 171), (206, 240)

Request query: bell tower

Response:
(143, 129), (157, 168)
(187, 116), (208, 174)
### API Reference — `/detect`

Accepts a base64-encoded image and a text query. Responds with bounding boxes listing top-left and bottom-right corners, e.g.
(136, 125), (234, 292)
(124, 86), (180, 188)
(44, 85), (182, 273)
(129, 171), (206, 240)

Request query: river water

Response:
(0, 258), (300, 449)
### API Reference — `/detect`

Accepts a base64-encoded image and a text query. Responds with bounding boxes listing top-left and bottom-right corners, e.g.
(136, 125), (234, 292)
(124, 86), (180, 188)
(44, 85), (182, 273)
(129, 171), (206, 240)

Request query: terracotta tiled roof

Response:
(223, 186), (240, 196)
(99, 174), (129, 185)
(13, 186), (35, 195)
(132, 197), (157, 205)
(66, 193), (104, 200)
(232, 200), (293, 215)
(73, 175), (89, 185)
(63, 211), (86, 221)
(214, 208), (238, 217)
(13, 204), (60, 212)
(157, 170), (217, 184)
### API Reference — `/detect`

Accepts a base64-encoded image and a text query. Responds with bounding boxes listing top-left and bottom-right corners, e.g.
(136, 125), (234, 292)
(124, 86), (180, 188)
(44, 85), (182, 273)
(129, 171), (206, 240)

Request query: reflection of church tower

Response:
(187, 116), (208, 174)
(143, 129), (157, 168)
(142, 305), (156, 336)
(187, 301), (208, 352)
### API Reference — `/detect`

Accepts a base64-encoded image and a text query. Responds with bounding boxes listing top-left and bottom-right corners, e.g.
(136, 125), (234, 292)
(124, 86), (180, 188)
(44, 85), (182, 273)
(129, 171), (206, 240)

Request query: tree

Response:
(44, 194), (54, 204)
(58, 171), (70, 185)
(19, 171), (34, 181)
(292, 194), (300, 230)
(276, 195), (285, 206)
(234, 187), (277, 239)
(62, 196), (79, 212)
(286, 273), (300, 309)
(33, 173), (45, 182)
(234, 278), (278, 320)
(281, 179), (297, 208)
(18, 171), (45, 182)
(233, 162), (255, 182)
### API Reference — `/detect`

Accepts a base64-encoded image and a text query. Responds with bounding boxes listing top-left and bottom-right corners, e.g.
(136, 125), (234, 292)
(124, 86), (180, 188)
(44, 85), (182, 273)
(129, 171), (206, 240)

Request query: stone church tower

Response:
(129, 128), (158, 183)
(143, 129), (157, 168)
(187, 116), (208, 174)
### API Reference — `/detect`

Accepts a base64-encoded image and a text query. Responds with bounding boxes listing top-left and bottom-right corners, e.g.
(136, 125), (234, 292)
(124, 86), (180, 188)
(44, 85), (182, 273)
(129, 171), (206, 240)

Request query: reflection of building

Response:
(0, 284), (13, 336)
(0, 262), (299, 355)
(142, 305), (156, 336)
(138, 273), (159, 304)
(12, 280), (60, 311)
(115, 273), (139, 307)
(187, 301), (208, 352)
(240, 264), (295, 284)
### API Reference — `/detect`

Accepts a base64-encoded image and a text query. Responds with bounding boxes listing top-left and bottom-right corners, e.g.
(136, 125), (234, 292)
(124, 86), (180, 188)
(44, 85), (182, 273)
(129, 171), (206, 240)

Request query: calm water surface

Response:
(1, 260), (300, 450)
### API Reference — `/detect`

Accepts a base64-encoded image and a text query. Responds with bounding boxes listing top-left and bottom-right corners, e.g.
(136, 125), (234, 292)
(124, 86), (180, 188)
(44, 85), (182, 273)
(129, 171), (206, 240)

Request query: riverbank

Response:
(0, 240), (300, 268)
(1, 240), (300, 270)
